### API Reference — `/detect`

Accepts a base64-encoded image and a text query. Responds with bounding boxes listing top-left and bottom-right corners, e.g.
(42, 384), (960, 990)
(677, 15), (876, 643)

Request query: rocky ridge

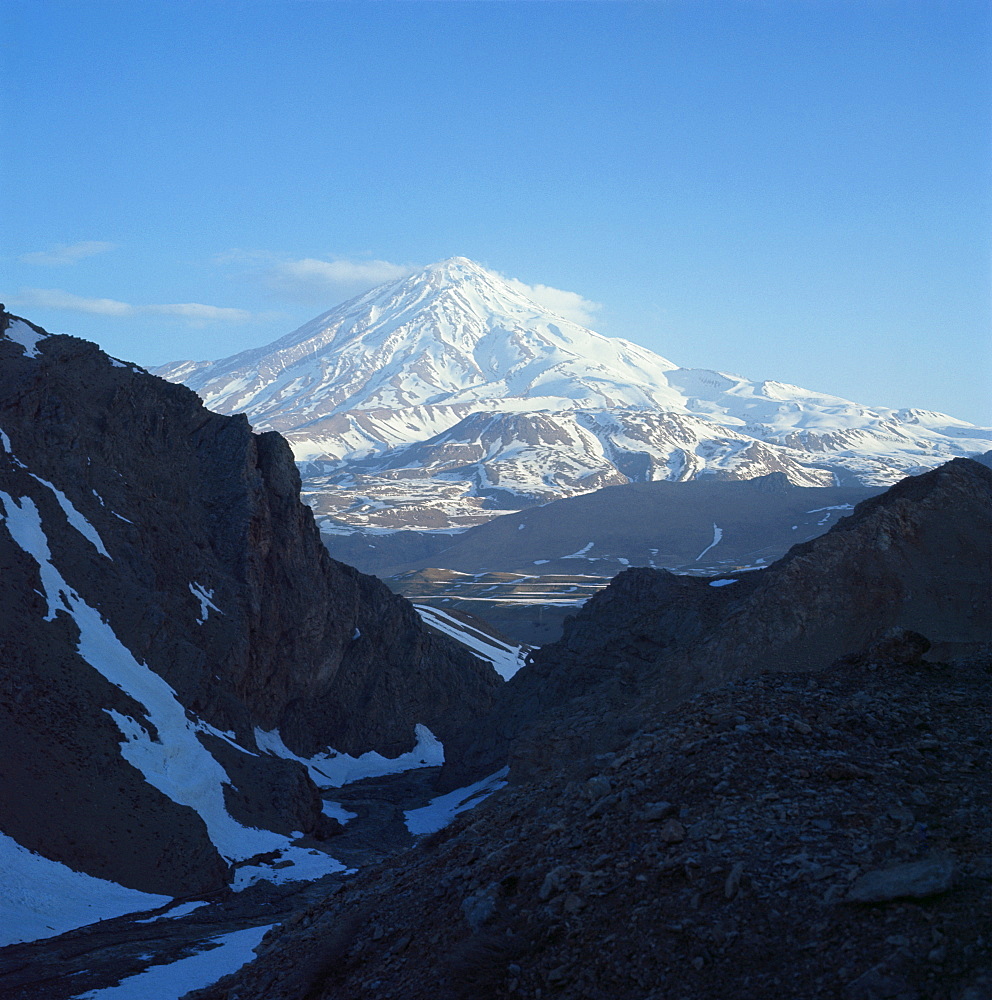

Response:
(455, 458), (992, 783)
(178, 458), (990, 1000)
(0, 309), (500, 899)
(322, 472), (884, 579)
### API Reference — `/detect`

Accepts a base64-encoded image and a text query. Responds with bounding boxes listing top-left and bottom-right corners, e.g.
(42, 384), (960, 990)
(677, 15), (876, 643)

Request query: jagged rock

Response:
(640, 801), (675, 822)
(180, 646), (991, 1000)
(858, 627), (931, 666)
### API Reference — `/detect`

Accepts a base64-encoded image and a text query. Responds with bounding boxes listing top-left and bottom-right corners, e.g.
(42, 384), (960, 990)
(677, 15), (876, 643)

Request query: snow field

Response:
(0, 832), (171, 948)
(254, 723), (444, 788)
(70, 923), (275, 1000)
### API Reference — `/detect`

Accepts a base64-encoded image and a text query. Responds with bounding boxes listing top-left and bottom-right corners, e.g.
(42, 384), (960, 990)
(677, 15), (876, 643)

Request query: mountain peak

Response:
(156, 257), (684, 429)
(377, 256), (525, 310)
(153, 260), (990, 502)
(423, 255), (482, 274)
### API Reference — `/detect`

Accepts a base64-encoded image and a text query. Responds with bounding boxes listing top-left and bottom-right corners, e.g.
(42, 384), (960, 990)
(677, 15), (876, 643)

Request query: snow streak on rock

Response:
(414, 604), (528, 680)
(0, 491), (293, 863)
(254, 723), (444, 788)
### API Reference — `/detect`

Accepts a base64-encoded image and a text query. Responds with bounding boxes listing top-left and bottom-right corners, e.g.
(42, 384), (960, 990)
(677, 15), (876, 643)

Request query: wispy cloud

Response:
(20, 241), (118, 266)
(504, 277), (602, 327)
(143, 302), (252, 321)
(216, 250), (414, 304)
(11, 288), (251, 323)
(265, 258), (414, 302)
(13, 288), (133, 316)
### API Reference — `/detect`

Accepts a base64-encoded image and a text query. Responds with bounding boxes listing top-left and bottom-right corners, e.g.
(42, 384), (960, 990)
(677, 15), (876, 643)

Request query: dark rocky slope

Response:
(0, 310), (500, 896)
(188, 644), (991, 1000)
(451, 458), (991, 783)
(179, 457), (990, 1000)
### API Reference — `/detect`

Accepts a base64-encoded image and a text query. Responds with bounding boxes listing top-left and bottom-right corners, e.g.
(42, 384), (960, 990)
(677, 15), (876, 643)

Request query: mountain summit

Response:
(158, 257), (684, 437)
(156, 258), (991, 528)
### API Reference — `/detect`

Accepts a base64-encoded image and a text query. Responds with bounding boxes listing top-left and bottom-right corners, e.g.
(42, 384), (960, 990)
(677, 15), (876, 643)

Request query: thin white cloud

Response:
(13, 288), (133, 316)
(265, 257), (414, 302)
(212, 248), (274, 266)
(213, 250), (415, 304)
(504, 277), (602, 327)
(11, 288), (251, 323)
(20, 241), (118, 266)
(144, 302), (252, 321)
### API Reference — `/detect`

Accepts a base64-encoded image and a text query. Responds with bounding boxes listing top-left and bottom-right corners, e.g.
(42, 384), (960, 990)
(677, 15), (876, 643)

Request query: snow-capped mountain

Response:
(155, 258), (991, 530)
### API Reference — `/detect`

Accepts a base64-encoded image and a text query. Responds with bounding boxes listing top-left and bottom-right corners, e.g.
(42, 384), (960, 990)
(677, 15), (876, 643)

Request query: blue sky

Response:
(2, 0), (989, 424)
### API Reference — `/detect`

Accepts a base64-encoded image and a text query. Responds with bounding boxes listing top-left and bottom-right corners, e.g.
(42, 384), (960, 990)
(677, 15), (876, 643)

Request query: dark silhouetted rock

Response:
(0, 310), (500, 896)
(447, 456), (992, 784)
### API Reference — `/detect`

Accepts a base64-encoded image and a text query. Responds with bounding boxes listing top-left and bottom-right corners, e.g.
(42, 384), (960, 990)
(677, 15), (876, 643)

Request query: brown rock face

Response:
(0, 311), (500, 894)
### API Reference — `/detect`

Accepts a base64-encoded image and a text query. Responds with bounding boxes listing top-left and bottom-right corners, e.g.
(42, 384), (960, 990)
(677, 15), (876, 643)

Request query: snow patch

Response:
(562, 541), (594, 559)
(0, 428), (27, 467)
(695, 523), (723, 561)
(0, 830), (170, 947)
(321, 800), (358, 824)
(414, 604), (527, 680)
(709, 578), (738, 587)
(189, 582), (222, 624)
(29, 474), (111, 558)
(134, 900), (209, 923)
(5, 318), (47, 358)
(230, 845), (349, 890)
(254, 723), (444, 788)
(71, 922), (275, 1000)
(405, 767), (510, 836)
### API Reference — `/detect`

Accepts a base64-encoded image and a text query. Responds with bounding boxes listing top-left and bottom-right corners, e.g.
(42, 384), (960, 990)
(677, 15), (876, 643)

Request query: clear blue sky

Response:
(3, 0), (989, 424)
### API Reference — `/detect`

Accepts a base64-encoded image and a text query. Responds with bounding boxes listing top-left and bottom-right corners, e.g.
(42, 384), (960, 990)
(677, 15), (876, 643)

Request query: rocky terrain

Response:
(458, 457), (992, 781)
(186, 638), (992, 1000)
(0, 308), (500, 906)
(2, 300), (989, 998)
(107, 456), (985, 1000)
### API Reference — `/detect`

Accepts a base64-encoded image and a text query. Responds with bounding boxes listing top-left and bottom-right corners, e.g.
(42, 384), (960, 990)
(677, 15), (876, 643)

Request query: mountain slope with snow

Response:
(155, 258), (991, 529)
(0, 309), (500, 913)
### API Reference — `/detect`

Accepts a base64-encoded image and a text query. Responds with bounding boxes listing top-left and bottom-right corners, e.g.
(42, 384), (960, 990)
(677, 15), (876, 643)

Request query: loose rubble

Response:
(189, 647), (991, 1000)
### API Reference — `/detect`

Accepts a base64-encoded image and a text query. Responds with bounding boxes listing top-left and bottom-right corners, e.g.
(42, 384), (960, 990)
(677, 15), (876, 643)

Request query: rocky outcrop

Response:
(449, 458), (992, 783)
(0, 310), (500, 896)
